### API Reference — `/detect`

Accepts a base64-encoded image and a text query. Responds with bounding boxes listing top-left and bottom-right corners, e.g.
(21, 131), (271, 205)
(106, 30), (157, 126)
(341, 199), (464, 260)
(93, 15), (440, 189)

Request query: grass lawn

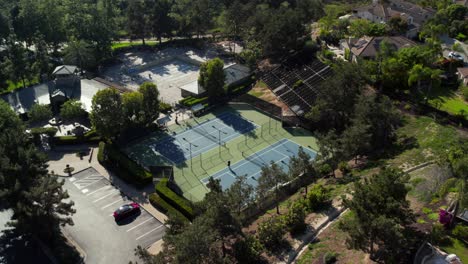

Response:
(0, 77), (40, 95)
(388, 114), (460, 168)
(111, 40), (159, 51)
(440, 237), (468, 262)
(426, 86), (468, 116)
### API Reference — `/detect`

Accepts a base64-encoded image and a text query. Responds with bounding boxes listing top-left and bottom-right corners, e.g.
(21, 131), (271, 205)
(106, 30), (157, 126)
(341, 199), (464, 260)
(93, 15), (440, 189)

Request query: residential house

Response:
(340, 36), (417, 62)
(352, 0), (436, 38)
(457, 67), (468, 85)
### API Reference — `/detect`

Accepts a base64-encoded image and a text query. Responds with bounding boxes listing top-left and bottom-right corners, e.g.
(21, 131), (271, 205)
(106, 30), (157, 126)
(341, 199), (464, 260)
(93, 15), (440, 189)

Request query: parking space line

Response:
(93, 190), (120, 203)
(86, 185), (110, 196)
(126, 218), (154, 232)
(101, 199), (124, 209)
(136, 225), (164, 240)
(78, 179), (105, 189)
(73, 175), (101, 183)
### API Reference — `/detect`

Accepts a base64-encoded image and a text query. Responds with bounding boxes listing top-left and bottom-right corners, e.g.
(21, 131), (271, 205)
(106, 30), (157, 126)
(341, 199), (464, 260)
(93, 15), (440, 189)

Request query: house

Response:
(457, 67), (468, 85)
(340, 36), (417, 62)
(1, 65), (110, 117)
(180, 63), (251, 98)
(454, 0), (468, 7)
(352, 0), (435, 38)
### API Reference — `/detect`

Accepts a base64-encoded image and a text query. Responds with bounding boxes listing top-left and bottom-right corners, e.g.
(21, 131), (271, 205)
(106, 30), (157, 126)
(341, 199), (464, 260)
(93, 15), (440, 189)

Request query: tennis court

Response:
(150, 112), (257, 164)
(201, 138), (317, 190)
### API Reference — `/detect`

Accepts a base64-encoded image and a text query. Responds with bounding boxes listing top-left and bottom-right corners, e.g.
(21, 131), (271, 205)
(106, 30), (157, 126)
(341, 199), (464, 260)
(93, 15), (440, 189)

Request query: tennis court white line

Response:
(126, 217), (154, 232)
(86, 185), (111, 196)
(93, 190), (120, 203)
(136, 225), (164, 240)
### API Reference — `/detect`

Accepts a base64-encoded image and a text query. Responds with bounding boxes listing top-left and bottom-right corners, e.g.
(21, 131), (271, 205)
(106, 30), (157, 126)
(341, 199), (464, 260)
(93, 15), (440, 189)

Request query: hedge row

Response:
(30, 126), (58, 136)
(97, 141), (106, 164)
(104, 143), (153, 187)
(53, 130), (101, 145)
(155, 178), (194, 220)
(149, 193), (190, 222)
(179, 96), (209, 107)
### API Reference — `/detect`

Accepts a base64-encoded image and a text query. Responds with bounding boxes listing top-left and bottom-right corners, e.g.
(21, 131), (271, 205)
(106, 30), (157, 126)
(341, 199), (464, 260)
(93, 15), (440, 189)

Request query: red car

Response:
(113, 202), (140, 221)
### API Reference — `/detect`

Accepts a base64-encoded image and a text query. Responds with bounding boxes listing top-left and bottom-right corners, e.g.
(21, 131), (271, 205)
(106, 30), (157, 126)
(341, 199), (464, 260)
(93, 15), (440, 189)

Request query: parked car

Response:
(113, 202), (140, 221)
(448, 52), (464, 61)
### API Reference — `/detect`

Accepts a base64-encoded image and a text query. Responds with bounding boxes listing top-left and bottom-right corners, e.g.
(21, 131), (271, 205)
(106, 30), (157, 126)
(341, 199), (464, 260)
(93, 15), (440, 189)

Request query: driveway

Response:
(440, 34), (468, 64)
(63, 168), (166, 264)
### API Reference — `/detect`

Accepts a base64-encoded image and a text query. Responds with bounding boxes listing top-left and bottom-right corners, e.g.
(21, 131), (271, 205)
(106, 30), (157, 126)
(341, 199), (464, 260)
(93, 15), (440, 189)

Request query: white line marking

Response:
(126, 217), (154, 232)
(101, 199), (124, 209)
(76, 179), (104, 189)
(73, 174), (101, 183)
(69, 177), (76, 182)
(86, 186), (110, 196)
(93, 190), (120, 203)
(82, 189), (89, 194)
(136, 225), (164, 240)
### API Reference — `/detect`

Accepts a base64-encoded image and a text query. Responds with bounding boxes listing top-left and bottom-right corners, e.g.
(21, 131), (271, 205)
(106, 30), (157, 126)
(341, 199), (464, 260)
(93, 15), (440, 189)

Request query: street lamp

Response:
(183, 137), (196, 166)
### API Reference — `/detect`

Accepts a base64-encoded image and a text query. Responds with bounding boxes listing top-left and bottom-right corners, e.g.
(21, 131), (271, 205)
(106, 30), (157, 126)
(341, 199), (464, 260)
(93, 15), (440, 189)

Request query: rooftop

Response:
(345, 36), (417, 58)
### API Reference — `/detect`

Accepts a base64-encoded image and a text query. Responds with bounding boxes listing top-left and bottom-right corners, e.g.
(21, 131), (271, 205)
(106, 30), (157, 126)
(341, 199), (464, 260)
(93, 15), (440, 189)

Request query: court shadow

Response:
(213, 112), (257, 135)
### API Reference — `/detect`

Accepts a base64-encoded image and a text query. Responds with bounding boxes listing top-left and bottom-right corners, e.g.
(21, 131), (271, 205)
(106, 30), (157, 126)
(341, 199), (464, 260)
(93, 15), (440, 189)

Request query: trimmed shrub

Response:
(30, 127), (58, 136)
(155, 178), (194, 220)
(105, 143), (153, 186)
(179, 96), (209, 107)
(149, 193), (189, 222)
(97, 141), (106, 164)
(462, 86), (468, 101)
(452, 225), (468, 241)
(159, 101), (172, 113)
(338, 161), (350, 174)
(53, 129), (101, 145)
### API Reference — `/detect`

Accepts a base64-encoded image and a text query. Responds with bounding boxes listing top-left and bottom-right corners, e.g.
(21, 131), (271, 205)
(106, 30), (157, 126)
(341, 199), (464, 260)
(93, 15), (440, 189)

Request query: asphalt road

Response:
(63, 168), (166, 264)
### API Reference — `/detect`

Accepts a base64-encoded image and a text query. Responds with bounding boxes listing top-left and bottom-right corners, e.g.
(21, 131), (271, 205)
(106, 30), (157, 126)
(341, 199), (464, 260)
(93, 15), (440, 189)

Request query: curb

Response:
(61, 228), (87, 264)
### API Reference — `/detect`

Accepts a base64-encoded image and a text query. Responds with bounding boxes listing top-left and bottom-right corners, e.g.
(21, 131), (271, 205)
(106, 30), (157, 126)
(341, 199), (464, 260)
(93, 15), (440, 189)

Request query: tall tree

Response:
(122, 91), (145, 127)
(60, 100), (87, 122)
(257, 161), (289, 214)
(127, 0), (148, 44)
(28, 104), (53, 124)
(138, 82), (160, 126)
(2, 36), (32, 89)
(90, 88), (124, 140)
(339, 168), (415, 262)
(226, 174), (254, 217)
(198, 58), (225, 102)
(288, 147), (314, 193)
(63, 38), (95, 73)
(146, 0), (174, 44)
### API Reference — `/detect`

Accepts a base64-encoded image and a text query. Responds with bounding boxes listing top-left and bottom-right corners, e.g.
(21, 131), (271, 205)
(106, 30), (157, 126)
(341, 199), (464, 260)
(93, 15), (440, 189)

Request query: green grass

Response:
(247, 90), (264, 98)
(417, 218), (427, 224)
(440, 237), (468, 262)
(111, 40), (159, 51)
(0, 77), (40, 95)
(390, 115), (460, 167)
(426, 86), (468, 116)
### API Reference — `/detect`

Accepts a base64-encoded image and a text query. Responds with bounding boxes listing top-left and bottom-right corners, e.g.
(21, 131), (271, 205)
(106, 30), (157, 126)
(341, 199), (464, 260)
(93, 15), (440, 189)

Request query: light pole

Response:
(183, 137), (194, 167)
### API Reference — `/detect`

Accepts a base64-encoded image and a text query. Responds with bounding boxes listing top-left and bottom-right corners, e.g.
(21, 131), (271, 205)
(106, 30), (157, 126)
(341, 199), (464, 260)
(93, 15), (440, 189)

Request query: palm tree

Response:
(63, 38), (94, 73)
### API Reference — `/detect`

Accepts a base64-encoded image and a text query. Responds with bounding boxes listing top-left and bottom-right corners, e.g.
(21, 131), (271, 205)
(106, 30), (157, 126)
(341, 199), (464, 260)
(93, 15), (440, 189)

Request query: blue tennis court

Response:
(150, 112), (257, 164)
(201, 139), (317, 190)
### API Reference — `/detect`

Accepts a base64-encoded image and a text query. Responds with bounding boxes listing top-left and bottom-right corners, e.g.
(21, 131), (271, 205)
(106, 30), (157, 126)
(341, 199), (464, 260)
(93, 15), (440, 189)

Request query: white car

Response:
(448, 52), (464, 61)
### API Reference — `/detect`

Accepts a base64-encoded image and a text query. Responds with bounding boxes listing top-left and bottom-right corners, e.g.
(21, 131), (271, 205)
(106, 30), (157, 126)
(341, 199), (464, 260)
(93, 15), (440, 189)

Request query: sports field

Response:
(125, 103), (319, 201)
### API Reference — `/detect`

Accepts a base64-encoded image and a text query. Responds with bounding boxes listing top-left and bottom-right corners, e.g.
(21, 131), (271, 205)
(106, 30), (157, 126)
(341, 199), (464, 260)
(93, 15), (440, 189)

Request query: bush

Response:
(317, 163), (332, 176)
(323, 251), (338, 264)
(284, 200), (307, 235)
(28, 104), (52, 123)
(179, 96), (209, 107)
(97, 141), (106, 164)
(257, 216), (286, 250)
(292, 80), (304, 89)
(30, 127), (58, 136)
(462, 86), (468, 101)
(105, 143), (152, 186)
(148, 193), (189, 222)
(53, 129), (101, 145)
(306, 184), (330, 211)
(159, 101), (172, 113)
(338, 161), (350, 174)
(60, 100), (87, 121)
(452, 225), (468, 241)
(233, 234), (263, 263)
(155, 178), (194, 220)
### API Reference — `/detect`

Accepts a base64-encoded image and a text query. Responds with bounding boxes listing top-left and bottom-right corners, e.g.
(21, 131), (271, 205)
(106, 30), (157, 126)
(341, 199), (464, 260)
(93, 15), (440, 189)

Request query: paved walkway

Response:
(47, 144), (168, 255)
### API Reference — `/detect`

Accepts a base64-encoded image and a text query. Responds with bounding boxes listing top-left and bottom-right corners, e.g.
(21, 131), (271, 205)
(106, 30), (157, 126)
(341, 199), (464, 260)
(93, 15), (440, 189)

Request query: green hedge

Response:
(149, 193), (189, 222)
(179, 96), (209, 107)
(155, 178), (194, 220)
(97, 141), (106, 164)
(53, 129), (101, 145)
(105, 143), (153, 187)
(30, 127), (58, 136)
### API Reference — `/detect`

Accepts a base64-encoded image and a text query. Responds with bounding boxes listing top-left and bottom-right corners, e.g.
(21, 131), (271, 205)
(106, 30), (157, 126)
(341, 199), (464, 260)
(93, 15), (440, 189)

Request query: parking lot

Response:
(63, 168), (165, 264)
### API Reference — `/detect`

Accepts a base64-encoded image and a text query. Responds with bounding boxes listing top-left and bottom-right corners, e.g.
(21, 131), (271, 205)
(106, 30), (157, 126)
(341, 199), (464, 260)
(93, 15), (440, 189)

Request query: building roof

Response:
(180, 81), (206, 95)
(224, 64), (251, 86)
(346, 36), (417, 58)
(353, 0), (435, 26)
(52, 65), (78, 76)
(457, 67), (468, 78)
